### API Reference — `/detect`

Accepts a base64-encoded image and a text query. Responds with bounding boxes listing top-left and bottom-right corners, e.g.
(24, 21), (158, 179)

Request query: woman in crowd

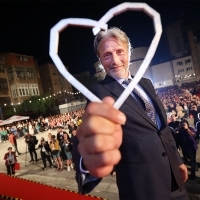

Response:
(38, 137), (53, 171)
(176, 103), (185, 118)
(4, 147), (17, 175)
(178, 119), (198, 180)
(49, 135), (63, 171)
(62, 132), (73, 171)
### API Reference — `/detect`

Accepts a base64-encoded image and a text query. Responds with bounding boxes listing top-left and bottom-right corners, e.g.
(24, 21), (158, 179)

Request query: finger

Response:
(89, 165), (114, 178)
(84, 97), (126, 125)
(77, 115), (117, 140)
(78, 134), (118, 155)
(83, 149), (121, 177)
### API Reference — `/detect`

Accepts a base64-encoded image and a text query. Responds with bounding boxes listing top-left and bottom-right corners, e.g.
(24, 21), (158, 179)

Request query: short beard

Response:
(109, 66), (129, 79)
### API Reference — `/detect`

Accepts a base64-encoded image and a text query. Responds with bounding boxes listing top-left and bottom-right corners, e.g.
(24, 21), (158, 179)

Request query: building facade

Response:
(129, 47), (152, 80)
(151, 61), (174, 88)
(0, 53), (42, 107)
(166, 20), (190, 59)
(172, 55), (195, 83)
(39, 63), (73, 103)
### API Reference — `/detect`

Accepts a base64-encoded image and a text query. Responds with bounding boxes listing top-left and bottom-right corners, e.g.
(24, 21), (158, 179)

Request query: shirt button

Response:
(162, 152), (167, 157)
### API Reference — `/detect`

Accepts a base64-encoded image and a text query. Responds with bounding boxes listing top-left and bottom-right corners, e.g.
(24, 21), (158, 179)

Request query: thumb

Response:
(102, 96), (115, 106)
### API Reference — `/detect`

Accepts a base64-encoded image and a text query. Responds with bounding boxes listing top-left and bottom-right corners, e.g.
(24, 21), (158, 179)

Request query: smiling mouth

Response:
(110, 66), (121, 70)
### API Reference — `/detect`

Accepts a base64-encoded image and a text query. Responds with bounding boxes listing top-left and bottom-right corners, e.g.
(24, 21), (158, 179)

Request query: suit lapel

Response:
(139, 78), (167, 127)
(102, 75), (158, 128)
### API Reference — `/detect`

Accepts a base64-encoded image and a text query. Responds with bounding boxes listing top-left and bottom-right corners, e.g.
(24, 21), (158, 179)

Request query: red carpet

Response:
(0, 173), (105, 200)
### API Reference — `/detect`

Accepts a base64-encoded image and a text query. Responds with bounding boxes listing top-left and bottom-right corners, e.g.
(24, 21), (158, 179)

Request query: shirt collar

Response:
(112, 72), (132, 85)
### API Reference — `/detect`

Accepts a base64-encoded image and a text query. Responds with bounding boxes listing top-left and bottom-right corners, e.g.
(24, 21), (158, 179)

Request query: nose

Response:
(111, 53), (120, 66)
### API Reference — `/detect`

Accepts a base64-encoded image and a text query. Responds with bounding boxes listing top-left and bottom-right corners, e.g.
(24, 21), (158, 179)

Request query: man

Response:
(8, 132), (21, 155)
(25, 132), (38, 163)
(56, 126), (64, 147)
(73, 27), (188, 200)
(168, 114), (180, 131)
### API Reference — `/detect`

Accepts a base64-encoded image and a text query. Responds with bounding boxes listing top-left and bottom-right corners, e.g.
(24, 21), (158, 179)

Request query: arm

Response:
(73, 97), (126, 194)
(187, 127), (195, 137)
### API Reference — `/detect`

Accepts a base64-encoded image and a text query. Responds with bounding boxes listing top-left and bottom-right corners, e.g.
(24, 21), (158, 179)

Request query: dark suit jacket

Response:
(73, 75), (184, 200)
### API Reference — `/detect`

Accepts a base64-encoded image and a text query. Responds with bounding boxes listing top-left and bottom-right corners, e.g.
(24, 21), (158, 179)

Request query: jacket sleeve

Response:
(72, 135), (102, 194)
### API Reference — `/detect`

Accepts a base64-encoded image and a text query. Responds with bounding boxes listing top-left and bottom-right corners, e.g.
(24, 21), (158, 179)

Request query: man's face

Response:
(98, 36), (129, 79)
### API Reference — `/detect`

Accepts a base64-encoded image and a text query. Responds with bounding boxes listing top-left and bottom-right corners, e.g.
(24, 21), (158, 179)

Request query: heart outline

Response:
(49, 3), (162, 109)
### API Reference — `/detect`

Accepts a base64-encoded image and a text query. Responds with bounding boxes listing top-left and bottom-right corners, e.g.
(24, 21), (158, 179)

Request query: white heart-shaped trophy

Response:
(49, 2), (162, 109)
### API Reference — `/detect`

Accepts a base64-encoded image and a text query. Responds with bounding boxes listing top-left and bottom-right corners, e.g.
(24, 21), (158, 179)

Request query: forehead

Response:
(99, 37), (127, 52)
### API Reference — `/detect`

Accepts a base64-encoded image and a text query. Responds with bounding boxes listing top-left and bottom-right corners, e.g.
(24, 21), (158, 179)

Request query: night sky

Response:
(0, 1), (199, 75)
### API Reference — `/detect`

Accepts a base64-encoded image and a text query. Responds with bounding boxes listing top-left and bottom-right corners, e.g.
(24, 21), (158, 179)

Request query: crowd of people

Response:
(2, 109), (85, 174)
(158, 81), (200, 180)
(1, 80), (200, 181)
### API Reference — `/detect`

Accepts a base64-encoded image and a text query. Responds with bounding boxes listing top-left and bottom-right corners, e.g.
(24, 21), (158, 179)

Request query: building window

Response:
(0, 64), (4, 71)
(28, 84), (39, 96)
(59, 77), (65, 85)
(17, 56), (28, 62)
(178, 69), (184, 73)
(185, 59), (191, 64)
(26, 68), (36, 79)
(7, 67), (14, 80)
(0, 78), (8, 89)
(17, 84), (29, 96)
(23, 57), (28, 62)
(186, 67), (193, 71)
(15, 67), (25, 79)
(177, 61), (183, 66)
(53, 72), (56, 75)
(11, 84), (18, 98)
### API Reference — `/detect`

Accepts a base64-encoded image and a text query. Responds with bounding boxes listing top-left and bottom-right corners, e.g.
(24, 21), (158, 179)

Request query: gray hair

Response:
(94, 27), (132, 59)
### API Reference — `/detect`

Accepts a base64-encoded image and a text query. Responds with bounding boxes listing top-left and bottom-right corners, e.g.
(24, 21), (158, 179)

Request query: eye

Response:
(104, 53), (110, 58)
(117, 49), (123, 54)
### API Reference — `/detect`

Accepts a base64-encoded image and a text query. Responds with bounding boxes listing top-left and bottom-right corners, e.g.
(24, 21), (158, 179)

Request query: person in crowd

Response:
(17, 122), (24, 138)
(68, 122), (77, 138)
(25, 132), (38, 163)
(196, 120), (200, 144)
(49, 135), (63, 171)
(38, 137), (53, 171)
(10, 125), (18, 140)
(47, 132), (53, 161)
(1, 126), (8, 142)
(190, 105), (199, 128)
(35, 121), (41, 134)
(177, 119), (198, 180)
(183, 102), (189, 118)
(8, 132), (21, 155)
(62, 132), (73, 171)
(168, 114), (180, 131)
(176, 103), (185, 119)
(72, 27), (188, 200)
(4, 147), (17, 175)
(57, 126), (64, 147)
(28, 121), (34, 135)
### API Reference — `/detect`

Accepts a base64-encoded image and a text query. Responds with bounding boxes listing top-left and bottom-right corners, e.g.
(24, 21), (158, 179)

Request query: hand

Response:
(179, 164), (188, 182)
(77, 97), (126, 178)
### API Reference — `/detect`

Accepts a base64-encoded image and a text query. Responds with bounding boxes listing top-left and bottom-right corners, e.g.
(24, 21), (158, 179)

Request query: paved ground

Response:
(0, 119), (200, 200)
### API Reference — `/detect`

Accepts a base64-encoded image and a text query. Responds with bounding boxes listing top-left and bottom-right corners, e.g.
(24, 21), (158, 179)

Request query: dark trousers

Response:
(187, 149), (198, 175)
(41, 152), (52, 168)
(28, 146), (37, 161)
(12, 144), (20, 155)
(6, 163), (15, 175)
